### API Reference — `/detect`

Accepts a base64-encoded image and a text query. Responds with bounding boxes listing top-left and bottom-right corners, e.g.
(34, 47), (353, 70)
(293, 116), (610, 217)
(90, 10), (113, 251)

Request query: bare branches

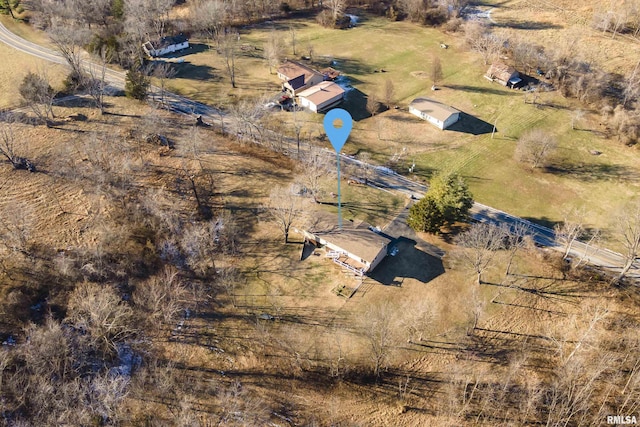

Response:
(615, 200), (640, 283)
(219, 29), (239, 88)
(133, 266), (188, 327)
(18, 71), (56, 124)
(514, 128), (558, 169)
(48, 17), (87, 86)
(264, 30), (284, 74)
(454, 222), (506, 285)
(65, 282), (135, 356)
(430, 55), (443, 88)
(555, 208), (587, 261)
(265, 184), (303, 243)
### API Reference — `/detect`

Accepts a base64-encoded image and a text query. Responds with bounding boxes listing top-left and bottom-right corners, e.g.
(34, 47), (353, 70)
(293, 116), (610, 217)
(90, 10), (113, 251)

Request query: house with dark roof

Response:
(294, 212), (392, 276)
(276, 60), (325, 96)
(485, 62), (521, 87)
(143, 34), (189, 57)
(409, 98), (460, 130)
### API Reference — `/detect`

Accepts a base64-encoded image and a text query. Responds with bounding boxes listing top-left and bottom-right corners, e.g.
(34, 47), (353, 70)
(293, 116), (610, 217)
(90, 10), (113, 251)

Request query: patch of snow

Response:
(109, 344), (141, 378)
(334, 75), (354, 93)
(375, 166), (395, 174)
(346, 14), (359, 26)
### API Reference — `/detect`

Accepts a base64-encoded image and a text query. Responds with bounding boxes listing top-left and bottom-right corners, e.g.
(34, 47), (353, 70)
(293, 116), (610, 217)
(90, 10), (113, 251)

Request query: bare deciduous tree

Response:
(220, 29), (239, 88)
(326, 0), (346, 23)
(366, 91), (380, 117)
(289, 25), (297, 55)
(86, 48), (110, 114)
(190, 0), (228, 45)
(180, 220), (219, 275)
(430, 55), (443, 89)
(383, 79), (395, 109)
(463, 20), (504, 65)
(152, 61), (176, 104)
(514, 128), (558, 169)
(361, 301), (398, 378)
(502, 222), (530, 278)
(18, 71), (56, 124)
(66, 282), (134, 355)
(264, 30), (284, 74)
(48, 17), (88, 88)
(615, 200), (640, 283)
(555, 208), (586, 261)
(357, 151), (372, 184)
(133, 266), (188, 326)
(266, 184), (303, 243)
(454, 222), (505, 285)
(298, 145), (330, 203)
(217, 264), (241, 307)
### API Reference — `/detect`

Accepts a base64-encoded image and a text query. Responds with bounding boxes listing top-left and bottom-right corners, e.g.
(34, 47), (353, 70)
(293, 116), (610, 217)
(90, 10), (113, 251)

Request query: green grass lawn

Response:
(168, 12), (639, 245)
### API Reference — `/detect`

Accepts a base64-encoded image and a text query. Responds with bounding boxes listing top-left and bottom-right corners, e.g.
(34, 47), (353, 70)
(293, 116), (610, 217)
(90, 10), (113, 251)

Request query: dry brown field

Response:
(1, 96), (638, 425)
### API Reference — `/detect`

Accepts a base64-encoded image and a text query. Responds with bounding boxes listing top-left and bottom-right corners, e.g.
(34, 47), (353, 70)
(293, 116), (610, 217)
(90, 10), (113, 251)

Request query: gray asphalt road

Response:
(1, 21), (637, 282)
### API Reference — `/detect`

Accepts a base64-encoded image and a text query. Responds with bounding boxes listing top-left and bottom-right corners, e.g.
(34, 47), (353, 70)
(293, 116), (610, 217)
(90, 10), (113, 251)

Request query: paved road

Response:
(1, 21), (637, 282)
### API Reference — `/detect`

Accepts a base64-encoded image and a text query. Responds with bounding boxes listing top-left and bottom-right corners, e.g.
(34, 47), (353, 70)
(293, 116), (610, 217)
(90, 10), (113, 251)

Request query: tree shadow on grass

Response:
(339, 87), (371, 121)
(446, 112), (494, 135)
(445, 84), (515, 96)
(173, 62), (219, 81)
(545, 162), (640, 182)
(493, 20), (563, 31)
(368, 237), (444, 286)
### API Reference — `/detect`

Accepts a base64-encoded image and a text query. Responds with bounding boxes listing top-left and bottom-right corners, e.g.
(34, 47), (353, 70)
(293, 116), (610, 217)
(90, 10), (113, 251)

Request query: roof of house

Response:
(486, 62), (518, 81)
(146, 34), (189, 50)
(409, 98), (460, 122)
(321, 67), (341, 80)
(303, 211), (392, 264)
(277, 60), (323, 82)
(297, 81), (345, 106)
(288, 74), (306, 90)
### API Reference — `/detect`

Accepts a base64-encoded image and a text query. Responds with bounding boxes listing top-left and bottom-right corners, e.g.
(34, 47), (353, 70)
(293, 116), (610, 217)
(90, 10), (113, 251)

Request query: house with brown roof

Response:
(295, 212), (392, 276)
(277, 60), (324, 95)
(409, 98), (460, 130)
(485, 62), (521, 87)
(297, 81), (345, 113)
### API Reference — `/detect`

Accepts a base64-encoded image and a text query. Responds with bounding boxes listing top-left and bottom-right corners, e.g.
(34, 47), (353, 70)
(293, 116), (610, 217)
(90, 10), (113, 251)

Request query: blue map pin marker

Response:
(323, 108), (353, 153)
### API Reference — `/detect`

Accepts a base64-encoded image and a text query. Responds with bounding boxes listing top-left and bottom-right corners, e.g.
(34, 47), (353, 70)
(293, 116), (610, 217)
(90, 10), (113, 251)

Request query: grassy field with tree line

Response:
(0, 0), (640, 425)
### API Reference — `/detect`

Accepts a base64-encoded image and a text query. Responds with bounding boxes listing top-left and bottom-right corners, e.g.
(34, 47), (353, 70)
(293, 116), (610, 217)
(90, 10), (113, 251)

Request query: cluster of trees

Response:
(461, 19), (640, 145)
(592, 0), (640, 39)
(0, 107), (249, 423)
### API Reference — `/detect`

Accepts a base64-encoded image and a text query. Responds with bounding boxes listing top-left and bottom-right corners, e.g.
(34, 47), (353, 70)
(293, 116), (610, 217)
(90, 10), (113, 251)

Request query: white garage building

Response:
(409, 97), (460, 130)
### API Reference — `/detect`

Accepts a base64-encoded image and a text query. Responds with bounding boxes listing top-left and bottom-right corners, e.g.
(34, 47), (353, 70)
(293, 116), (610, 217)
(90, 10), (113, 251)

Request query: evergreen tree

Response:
(0, 0), (23, 19)
(125, 69), (149, 101)
(407, 172), (473, 233)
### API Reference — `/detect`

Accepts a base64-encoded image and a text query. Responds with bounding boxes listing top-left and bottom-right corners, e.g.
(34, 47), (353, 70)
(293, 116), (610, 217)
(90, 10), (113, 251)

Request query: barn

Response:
(408, 98), (460, 130)
(485, 62), (522, 87)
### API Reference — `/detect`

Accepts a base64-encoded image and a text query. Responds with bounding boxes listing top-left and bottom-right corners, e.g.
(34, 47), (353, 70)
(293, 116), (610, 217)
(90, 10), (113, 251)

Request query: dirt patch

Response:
(410, 70), (430, 79)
